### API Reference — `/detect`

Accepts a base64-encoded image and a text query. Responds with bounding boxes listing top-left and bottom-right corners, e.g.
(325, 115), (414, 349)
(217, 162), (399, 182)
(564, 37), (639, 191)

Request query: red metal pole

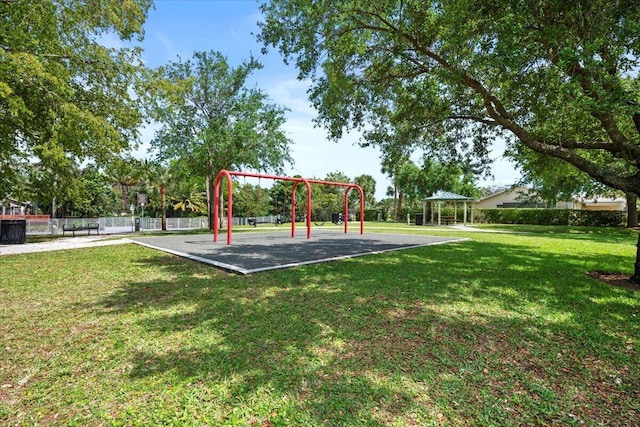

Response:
(302, 178), (311, 239)
(343, 189), (349, 234)
(344, 184), (365, 234)
(355, 184), (365, 234)
(213, 171), (221, 242)
(213, 170), (359, 244)
(226, 174), (233, 245)
(291, 181), (298, 238)
(290, 178), (312, 239)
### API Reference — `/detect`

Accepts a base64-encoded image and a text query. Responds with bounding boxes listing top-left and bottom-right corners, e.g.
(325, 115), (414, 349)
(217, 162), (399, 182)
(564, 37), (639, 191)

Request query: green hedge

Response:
(360, 209), (388, 221)
(474, 209), (625, 227)
(568, 210), (625, 226)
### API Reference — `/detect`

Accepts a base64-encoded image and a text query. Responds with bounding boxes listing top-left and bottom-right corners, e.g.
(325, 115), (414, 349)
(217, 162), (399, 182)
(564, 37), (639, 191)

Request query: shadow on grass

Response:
(92, 238), (639, 426)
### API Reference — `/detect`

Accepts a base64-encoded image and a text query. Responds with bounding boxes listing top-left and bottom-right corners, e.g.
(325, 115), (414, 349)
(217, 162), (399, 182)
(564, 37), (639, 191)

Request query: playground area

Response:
(131, 229), (467, 274)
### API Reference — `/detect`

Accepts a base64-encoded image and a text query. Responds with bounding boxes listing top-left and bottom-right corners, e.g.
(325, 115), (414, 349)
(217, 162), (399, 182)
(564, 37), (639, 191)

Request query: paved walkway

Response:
(0, 235), (131, 256)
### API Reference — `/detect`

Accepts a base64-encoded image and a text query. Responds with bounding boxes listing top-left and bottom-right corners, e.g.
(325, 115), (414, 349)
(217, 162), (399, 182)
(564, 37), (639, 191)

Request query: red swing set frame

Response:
(213, 169), (365, 245)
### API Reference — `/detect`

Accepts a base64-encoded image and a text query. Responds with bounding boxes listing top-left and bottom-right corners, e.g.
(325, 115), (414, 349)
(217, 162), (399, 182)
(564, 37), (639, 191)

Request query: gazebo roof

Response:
(422, 191), (474, 201)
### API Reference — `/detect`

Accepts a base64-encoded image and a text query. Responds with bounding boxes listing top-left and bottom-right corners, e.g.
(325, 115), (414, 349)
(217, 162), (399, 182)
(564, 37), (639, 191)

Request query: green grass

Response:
(2, 225), (639, 426)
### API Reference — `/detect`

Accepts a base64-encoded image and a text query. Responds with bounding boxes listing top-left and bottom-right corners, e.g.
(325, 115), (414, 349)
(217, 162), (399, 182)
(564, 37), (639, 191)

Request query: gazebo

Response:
(421, 191), (475, 226)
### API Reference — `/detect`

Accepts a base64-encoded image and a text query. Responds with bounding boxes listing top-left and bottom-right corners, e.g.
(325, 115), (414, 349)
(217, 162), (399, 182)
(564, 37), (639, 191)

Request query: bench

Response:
(440, 216), (456, 225)
(247, 217), (283, 227)
(62, 222), (100, 236)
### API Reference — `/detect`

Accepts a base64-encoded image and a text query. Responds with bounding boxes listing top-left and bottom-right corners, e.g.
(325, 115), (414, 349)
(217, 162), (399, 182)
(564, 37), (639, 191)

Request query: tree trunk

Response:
(629, 192), (640, 284)
(397, 191), (404, 221)
(206, 175), (214, 231)
(160, 185), (167, 231)
(626, 192), (638, 228)
(632, 232), (640, 284)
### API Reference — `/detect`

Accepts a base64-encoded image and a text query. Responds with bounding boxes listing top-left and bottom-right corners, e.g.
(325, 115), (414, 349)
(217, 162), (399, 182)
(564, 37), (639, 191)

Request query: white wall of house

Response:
(477, 188), (626, 211)
(475, 186), (533, 209)
(573, 197), (626, 211)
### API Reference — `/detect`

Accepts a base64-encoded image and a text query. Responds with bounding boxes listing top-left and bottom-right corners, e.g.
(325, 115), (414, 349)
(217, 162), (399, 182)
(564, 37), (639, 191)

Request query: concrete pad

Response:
(131, 229), (468, 274)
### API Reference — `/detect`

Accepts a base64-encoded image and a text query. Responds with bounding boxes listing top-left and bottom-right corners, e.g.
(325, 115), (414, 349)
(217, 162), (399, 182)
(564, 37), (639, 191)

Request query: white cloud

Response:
(264, 77), (316, 116)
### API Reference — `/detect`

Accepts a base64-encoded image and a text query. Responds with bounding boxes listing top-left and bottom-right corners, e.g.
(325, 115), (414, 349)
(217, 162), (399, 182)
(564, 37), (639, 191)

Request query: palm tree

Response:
(107, 157), (141, 213)
(141, 160), (172, 231)
(172, 182), (207, 216)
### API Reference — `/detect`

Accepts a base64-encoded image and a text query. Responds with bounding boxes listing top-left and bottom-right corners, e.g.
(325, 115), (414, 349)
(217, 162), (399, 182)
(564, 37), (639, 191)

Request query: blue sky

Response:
(136, 0), (520, 199)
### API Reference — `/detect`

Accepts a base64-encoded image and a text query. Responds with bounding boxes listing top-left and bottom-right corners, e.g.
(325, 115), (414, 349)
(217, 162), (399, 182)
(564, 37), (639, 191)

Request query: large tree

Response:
(144, 51), (293, 228)
(352, 174), (376, 209)
(0, 0), (151, 200)
(259, 0), (640, 282)
(139, 159), (171, 231)
(395, 159), (480, 214)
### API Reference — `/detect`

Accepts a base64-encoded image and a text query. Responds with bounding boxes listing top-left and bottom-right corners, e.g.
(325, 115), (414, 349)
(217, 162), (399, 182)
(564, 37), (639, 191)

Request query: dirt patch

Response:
(587, 271), (640, 292)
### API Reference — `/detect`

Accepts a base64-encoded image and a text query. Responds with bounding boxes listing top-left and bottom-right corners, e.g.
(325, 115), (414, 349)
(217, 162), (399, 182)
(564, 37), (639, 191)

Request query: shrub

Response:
(569, 210), (625, 226)
(474, 208), (625, 227)
(361, 209), (387, 221)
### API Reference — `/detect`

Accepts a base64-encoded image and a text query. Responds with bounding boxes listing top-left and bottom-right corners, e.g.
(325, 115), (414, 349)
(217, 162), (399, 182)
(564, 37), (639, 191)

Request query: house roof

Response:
(477, 186), (529, 203)
(422, 191), (474, 201)
(1, 198), (30, 207)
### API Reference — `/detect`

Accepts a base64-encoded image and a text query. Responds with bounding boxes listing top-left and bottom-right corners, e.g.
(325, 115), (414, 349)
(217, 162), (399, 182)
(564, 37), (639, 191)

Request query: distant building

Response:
(476, 186), (546, 209)
(563, 196), (626, 211)
(0, 198), (29, 216)
(476, 187), (627, 211)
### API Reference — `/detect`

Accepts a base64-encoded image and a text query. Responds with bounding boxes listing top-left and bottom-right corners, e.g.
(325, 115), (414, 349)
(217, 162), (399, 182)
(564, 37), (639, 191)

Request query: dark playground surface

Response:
(131, 229), (468, 274)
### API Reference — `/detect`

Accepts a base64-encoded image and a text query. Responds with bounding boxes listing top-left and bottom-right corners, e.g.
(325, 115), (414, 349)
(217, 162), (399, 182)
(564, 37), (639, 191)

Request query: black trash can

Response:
(134, 218), (141, 232)
(0, 219), (27, 244)
(415, 214), (424, 226)
(332, 212), (343, 224)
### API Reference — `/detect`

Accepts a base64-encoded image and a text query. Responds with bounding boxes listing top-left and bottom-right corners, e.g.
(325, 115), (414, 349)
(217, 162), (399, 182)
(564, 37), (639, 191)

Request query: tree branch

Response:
(447, 115), (499, 126)
(548, 49), (640, 159)
(345, 7), (640, 193)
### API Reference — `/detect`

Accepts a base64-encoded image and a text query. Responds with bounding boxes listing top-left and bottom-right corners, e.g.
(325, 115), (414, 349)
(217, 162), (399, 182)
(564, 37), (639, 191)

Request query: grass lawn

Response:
(1, 225), (638, 426)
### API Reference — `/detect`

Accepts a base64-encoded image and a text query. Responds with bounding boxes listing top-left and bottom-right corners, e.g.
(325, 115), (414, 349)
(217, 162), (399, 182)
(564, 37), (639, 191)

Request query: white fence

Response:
(24, 215), (300, 235)
(26, 217), (210, 235)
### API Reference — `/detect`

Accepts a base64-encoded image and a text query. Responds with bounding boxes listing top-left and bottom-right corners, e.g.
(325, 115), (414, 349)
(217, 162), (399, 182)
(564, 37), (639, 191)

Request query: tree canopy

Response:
(0, 0), (152, 199)
(260, 0), (640, 281)
(259, 0), (640, 196)
(143, 50), (293, 224)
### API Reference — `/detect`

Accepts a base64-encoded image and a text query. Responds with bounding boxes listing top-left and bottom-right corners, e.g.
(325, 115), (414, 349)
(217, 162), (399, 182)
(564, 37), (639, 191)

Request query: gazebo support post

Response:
(463, 201), (468, 225)
(471, 203), (474, 224)
(431, 201), (434, 224)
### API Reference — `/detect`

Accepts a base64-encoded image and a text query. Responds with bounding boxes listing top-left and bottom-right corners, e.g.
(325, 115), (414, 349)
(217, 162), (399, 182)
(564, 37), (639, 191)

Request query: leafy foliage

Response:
(171, 182), (207, 216)
(233, 182), (273, 218)
(352, 174), (376, 208)
(0, 0), (151, 200)
(476, 208), (626, 227)
(259, 0), (640, 279)
(259, 0), (640, 196)
(142, 50), (293, 224)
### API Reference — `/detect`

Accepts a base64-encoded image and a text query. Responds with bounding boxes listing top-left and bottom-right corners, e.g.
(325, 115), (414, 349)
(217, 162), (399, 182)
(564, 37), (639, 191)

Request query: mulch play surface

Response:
(132, 229), (468, 274)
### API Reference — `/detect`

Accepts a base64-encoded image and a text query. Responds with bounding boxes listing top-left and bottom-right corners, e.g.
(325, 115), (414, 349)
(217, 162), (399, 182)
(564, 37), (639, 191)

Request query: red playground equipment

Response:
(213, 170), (365, 245)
